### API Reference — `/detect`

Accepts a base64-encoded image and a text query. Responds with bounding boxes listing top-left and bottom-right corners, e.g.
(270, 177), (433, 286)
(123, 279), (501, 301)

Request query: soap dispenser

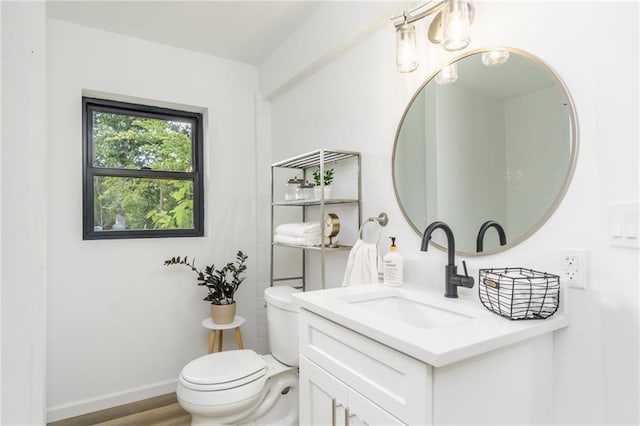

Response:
(383, 237), (404, 287)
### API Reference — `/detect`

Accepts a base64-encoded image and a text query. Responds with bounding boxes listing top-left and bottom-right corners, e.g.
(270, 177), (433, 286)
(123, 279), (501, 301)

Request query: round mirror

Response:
(393, 47), (578, 255)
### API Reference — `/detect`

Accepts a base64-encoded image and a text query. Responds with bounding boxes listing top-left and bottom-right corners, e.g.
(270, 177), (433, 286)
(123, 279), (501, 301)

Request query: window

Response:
(83, 97), (204, 239)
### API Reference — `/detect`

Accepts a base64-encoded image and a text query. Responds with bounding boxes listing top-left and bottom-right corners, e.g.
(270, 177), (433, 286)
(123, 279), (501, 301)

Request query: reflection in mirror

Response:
(393, 47), (577, 255)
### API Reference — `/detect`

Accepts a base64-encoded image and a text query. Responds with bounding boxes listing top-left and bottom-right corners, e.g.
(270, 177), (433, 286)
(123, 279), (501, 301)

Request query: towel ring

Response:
(358, 212), (389, 244)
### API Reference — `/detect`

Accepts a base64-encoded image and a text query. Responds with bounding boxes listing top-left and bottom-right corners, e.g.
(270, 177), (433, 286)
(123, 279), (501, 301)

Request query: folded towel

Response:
(274, 233), (322, 247)
(342, 239), (379, 286)
(275, 222), (321, 238)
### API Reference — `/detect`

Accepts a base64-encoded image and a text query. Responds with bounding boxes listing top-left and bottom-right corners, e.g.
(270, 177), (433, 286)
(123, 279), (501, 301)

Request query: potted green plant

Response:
(313, 167), (334, 199)
(164, 250), (248, 324)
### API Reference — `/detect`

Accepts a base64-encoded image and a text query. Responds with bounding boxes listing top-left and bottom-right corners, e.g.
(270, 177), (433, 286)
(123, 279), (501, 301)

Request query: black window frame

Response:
(82, 97), (204, 240)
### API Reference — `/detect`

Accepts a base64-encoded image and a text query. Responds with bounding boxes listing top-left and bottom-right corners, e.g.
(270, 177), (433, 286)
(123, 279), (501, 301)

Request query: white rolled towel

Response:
(275, 222), (321, 238)
(274, 233), (322, 247)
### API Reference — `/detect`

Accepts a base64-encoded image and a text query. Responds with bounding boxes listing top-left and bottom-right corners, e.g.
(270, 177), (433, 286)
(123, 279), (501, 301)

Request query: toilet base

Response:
(179, 354), (298, 426)
(240, 379), (298, 426)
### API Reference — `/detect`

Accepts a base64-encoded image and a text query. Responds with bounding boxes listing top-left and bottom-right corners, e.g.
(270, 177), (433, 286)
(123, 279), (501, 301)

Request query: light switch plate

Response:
(609, 203), (640, 248)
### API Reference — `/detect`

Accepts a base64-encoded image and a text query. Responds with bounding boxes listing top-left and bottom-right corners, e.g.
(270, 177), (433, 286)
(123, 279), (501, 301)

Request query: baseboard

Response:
(46, 379), (177, 423)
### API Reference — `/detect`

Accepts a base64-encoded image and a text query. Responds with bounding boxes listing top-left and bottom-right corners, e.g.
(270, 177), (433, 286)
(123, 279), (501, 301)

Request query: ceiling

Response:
(46, 1), (323, 65)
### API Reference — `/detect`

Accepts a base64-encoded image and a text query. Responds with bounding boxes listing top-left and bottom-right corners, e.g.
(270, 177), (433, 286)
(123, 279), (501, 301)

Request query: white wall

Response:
(260, 1), (399, 99)
(395, 89), (427, 229)
(46, 19), (259, 421)
(1, 2), (48, 424)
(254, 95), (272, 355)
(263, 1), (638, 424)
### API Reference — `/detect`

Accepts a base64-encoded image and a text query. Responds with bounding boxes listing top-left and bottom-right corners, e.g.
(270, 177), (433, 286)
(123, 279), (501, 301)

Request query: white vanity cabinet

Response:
(298, 300), (556, 425)
(299, 310), (432, 425)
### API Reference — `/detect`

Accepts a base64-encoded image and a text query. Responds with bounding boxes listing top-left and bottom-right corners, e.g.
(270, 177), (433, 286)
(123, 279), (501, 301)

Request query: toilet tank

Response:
(264, 286), (300, 367)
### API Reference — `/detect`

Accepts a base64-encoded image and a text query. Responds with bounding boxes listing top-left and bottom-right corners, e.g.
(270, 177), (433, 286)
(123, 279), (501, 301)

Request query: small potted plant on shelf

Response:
(313, 167), (334, 200)
(164, 250), (248, 324)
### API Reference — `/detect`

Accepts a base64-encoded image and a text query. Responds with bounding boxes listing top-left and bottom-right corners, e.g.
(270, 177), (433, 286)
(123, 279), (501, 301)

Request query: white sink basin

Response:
(337, 288), (476, 329)
(351, 295), (473, 329)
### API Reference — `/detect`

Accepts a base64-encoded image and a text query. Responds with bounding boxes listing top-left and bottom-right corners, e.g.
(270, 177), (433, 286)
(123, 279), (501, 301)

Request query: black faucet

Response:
(476, 220), (507, 253)
(421, 221), (474, 298)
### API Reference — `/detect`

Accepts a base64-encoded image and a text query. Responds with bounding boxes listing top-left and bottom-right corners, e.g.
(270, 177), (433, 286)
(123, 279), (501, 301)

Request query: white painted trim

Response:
(81, 88), (207, 114)
(46, 379), (178, 423)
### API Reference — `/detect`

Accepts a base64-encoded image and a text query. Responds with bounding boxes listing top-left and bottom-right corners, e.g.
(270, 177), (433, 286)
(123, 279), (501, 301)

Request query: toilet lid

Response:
(180, 350), (267, 391)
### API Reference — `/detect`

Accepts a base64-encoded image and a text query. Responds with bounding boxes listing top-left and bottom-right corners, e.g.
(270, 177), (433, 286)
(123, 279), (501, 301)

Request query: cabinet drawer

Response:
(300, 310), (431, 425)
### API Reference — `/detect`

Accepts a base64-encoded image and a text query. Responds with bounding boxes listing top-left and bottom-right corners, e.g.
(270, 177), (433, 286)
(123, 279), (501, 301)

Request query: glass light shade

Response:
(442, 0), (471, 51)
(481, 50), (510, 66)
(435, 63), (458, 85)
(396, 23), (418, 73)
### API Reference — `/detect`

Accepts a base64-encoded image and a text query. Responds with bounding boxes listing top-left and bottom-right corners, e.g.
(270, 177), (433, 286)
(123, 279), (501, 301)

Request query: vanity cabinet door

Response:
(300, 355), (348, 425)
(347, 387), (404, 426)
(300, 355), (404, 426)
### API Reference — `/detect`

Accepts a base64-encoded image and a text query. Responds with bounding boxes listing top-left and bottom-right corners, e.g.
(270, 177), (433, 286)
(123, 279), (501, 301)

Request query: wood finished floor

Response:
(48, 394), (191, 426)
(93, 403), (190, 426)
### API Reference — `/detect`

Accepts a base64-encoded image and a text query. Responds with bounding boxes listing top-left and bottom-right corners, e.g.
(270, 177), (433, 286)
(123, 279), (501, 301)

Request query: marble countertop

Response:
(292, 283), (568, 367)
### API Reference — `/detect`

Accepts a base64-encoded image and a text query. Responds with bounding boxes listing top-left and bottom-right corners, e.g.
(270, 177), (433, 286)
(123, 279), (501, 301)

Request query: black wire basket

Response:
(478, 267), (560, 320)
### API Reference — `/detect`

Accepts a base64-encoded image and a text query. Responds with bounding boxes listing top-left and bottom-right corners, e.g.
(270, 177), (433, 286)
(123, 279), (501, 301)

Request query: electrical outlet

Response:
(559, 249), (587, 289)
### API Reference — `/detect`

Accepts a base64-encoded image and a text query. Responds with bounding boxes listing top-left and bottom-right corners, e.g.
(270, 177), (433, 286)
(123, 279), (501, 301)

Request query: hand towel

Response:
(275, 222), (321, 238)
(274, 233), (322, 247)
(342, 239), (379, 286)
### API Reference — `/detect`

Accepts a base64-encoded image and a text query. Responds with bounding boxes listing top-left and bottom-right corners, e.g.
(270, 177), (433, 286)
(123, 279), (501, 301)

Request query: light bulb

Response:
(396, 23), (418, 73)
(442, 0), (470, 51)
(481, 50), (510, 66)
(436, 63), (458, 85)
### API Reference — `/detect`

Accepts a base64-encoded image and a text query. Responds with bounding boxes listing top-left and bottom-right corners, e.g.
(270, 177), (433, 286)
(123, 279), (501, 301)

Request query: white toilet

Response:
(177, 286), (300, 426)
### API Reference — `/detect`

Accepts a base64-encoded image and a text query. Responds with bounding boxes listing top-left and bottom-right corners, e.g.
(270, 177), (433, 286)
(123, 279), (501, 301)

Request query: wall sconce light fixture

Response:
(393, 0), (474, 73)
(396, 23), (419, 73)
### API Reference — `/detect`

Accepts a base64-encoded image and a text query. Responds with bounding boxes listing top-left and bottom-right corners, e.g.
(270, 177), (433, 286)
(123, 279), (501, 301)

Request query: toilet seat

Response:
(180, 349), (267, 392)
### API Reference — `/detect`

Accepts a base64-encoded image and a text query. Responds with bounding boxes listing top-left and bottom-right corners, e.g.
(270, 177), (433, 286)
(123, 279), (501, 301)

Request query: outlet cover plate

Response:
(559, 249), (587, 289)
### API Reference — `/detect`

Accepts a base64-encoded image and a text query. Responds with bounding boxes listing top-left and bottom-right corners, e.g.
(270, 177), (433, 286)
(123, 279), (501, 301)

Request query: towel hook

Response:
(358, 212), (389, 243)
